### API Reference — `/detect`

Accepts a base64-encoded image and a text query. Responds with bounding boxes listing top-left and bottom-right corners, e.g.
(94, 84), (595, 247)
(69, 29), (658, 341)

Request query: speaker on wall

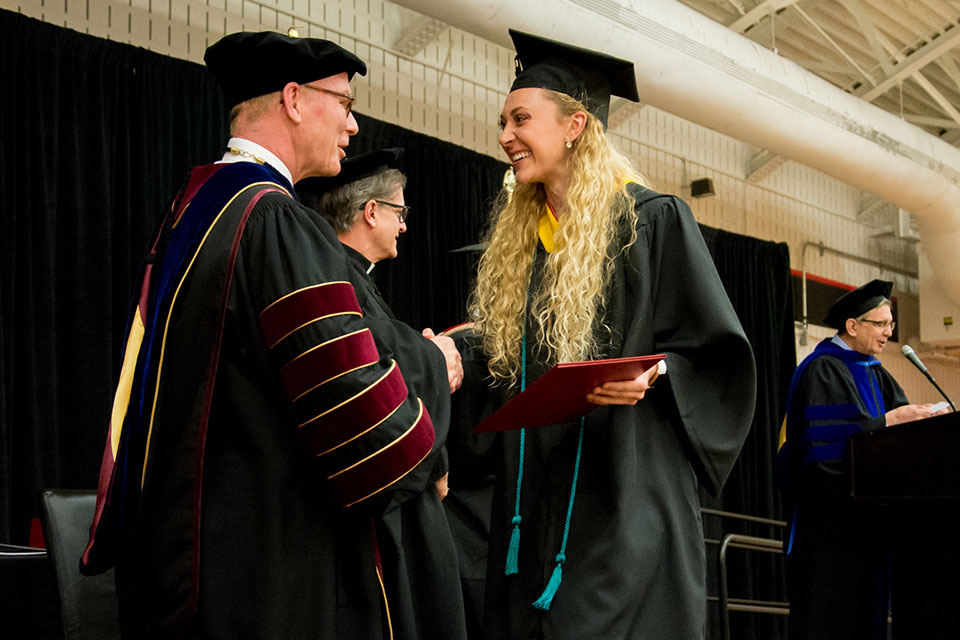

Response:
(690, 178), (715, 198)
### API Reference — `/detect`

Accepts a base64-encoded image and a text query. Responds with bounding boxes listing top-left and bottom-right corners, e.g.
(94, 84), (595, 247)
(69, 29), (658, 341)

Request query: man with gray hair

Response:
(778, 279), (947, 640)
(302, 148), (414, 318)
(299, 148), (468, 640)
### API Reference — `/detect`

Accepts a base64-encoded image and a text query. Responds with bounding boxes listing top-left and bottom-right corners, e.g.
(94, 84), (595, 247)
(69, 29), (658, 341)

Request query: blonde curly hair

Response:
(469, 89), (650, 388)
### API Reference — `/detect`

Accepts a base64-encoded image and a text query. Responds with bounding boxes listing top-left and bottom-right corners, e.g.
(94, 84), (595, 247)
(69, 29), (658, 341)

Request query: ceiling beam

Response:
(728, 0), (799, 34)
(903, 114), (960, 130)
(875, 31), (960, 130)
(802, 58), (864, 75)
(726, 0), (747, 16)
(933, 54), (960, 94)
(791, 4), (876, 85)
(941, 128), (960, 146)
(855, 21), (960, 102)
(909, 70), (960, 128)
(838, 0), (893, 75)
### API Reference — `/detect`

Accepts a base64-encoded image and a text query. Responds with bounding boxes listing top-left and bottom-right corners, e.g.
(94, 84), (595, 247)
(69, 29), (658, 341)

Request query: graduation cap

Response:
(204, 31), (367, 109)
(508, 29), (640, 128)
(823, 279), (893, 329)
(297, 147), (404, 197)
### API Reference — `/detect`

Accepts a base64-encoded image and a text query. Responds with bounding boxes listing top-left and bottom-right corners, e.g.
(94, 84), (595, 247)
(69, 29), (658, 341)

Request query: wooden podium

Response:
(849, 410), (960, 638)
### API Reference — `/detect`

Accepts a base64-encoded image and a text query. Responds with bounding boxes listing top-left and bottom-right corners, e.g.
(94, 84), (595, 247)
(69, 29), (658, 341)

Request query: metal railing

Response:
(701, 508), (789, 640)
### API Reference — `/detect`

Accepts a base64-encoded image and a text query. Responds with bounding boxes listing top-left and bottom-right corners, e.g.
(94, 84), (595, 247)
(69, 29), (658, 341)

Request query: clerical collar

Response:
(219, 137), (294, 188)
(342, 243), (376, 274)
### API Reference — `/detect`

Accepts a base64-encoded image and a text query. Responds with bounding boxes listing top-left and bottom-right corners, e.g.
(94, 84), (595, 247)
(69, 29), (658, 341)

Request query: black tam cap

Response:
(824, 279), (894, 330)
(297, 148), (404, 196)
(204, 31), (367, 108)
(508, 29), (640, 128)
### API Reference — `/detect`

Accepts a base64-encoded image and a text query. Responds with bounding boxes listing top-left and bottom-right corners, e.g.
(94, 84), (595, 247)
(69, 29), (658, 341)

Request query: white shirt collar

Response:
(831, 334), (853, 350)
(219, 137), (294, 187)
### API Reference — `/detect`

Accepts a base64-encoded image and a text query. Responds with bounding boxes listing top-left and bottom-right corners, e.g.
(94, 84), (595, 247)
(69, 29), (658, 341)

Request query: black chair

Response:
(0, 543), (60, 638)
(39, 490), (121, 640)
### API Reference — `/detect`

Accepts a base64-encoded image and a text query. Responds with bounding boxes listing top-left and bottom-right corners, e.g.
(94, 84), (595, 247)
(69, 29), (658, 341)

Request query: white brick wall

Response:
(0, 0), (922, 277)
(7, 0), (954, 397)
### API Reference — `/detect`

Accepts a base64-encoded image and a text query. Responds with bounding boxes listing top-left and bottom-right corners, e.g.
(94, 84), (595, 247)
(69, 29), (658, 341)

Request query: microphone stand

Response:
(920, 369), (956, 412)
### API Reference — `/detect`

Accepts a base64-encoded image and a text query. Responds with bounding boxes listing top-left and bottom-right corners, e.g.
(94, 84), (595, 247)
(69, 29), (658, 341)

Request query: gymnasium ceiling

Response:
(673, 0), (960, 150)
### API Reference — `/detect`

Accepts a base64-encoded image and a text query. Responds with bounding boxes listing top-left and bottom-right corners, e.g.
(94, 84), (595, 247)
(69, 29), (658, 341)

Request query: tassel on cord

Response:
(532, 553), (566, 611)
(531, 420), (585, 612)
(505, 426), (526, 575)
(505, 515), (522, 575)
(506, 332), (529, 576)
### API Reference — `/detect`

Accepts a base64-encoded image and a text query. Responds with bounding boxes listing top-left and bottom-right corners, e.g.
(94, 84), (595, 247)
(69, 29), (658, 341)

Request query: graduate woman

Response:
(464, 30), (757, 638)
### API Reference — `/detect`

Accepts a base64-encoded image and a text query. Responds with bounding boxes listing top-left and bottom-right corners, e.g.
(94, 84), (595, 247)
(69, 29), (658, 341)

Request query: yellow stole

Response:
(537, 202), (561, 253)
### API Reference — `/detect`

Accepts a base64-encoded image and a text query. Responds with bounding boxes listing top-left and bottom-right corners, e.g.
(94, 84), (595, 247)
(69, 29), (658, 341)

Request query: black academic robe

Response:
(781, 338), (908, 640)
(82, 161), (439, 639)
(340, 245), (468, 640)
(468, 184), (756, 639)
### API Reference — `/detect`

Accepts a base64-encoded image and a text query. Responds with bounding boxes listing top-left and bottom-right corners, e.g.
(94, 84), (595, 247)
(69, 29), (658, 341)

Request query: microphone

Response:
(901, 345), (955, 412)
(901, 345), (928, 373)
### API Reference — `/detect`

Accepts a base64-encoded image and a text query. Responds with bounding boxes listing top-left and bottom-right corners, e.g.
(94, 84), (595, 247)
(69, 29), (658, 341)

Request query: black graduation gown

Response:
(782, 339), (908, 640)
(341, 245), (468, 640)
(85, 161), (440, 639)
(472, 185), (756, 639)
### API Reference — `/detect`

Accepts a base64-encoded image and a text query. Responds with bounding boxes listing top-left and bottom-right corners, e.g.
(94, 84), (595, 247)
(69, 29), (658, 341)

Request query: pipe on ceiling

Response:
(389, 0), (960, 306)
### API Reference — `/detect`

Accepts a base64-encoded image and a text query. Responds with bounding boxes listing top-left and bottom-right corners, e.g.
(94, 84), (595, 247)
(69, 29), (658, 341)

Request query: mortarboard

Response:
(297, 147), (404, 197)
(508, 29), (640, 128)
(204, 31), (367, 109)
(823, 279), (894, 329)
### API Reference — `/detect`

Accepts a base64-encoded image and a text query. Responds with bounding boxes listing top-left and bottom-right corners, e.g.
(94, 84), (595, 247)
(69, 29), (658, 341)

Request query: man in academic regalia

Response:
(80, 31), (446, 639)
(298, 149), (468, 640)
(779, 279), (945, 640)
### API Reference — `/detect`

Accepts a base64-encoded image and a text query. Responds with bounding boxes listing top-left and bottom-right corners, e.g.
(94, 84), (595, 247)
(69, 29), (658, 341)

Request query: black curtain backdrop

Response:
(0, 11), (795, 639)
(0, 9), (229, 544)
(700, 226), (796, 640)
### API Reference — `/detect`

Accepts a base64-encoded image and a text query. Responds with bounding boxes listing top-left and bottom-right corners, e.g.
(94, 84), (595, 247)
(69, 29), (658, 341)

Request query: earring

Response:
(564, 140), (573, 149)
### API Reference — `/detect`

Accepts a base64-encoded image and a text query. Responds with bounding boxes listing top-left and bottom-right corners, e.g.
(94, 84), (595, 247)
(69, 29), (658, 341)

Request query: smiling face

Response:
(370, 186), (407, 262)
(498, 88), (577, 192)
(845, 303), (895, 356)
(300, 72), (359, 177)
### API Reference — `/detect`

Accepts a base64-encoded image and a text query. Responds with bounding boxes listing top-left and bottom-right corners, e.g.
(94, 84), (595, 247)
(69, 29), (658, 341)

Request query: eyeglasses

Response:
(300, 84), (356, 115)
(858, 318), (896, 331)
(374, 200), (411, 223)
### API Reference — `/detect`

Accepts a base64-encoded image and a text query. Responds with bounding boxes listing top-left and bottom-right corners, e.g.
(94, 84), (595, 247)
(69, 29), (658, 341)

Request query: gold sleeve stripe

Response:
(313, 398), (403, 457)
(280, 329), (379, 402)
(266, 312), (363, 349)
(343, 448), (432, 509)
(258, 281), (362, 349)
(329, 401), (435, 508)
(328, 400), (425, 479)
(259, 280), (353, 313)
(298, 363), (409, 456)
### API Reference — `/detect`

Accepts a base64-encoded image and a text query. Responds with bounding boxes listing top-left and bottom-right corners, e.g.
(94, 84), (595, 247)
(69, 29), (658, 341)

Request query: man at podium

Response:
(778, 279), (947, 639)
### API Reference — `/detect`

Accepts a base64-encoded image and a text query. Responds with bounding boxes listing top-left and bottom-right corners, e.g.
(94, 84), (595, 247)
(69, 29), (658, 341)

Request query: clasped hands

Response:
(422, 328), (463, 393)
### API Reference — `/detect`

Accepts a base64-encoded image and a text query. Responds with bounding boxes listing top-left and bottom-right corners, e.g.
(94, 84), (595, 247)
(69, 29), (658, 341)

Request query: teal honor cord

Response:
(506, 288), (587, 611)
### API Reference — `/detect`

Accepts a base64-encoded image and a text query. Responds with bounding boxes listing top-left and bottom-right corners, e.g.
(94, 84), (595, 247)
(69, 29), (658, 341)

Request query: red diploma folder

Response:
(472, 354), (666, 433)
